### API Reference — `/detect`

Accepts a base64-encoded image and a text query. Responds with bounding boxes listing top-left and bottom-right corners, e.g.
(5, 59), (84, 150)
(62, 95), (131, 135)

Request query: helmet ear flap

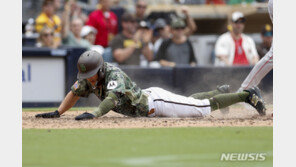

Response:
(97, 64), (105, 81)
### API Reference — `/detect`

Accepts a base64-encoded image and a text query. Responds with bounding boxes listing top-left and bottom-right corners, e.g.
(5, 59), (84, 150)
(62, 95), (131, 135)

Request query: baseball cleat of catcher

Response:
(244, 86), (266, 115)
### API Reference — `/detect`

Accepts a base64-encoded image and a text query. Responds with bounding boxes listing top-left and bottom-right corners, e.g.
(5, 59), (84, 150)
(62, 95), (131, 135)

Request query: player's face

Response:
(87, 74), (99, 86)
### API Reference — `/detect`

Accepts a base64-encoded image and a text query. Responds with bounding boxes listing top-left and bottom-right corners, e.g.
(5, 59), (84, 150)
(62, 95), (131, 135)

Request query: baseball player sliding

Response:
(238, 0), (273, 92)
(36, 50), (266, 120)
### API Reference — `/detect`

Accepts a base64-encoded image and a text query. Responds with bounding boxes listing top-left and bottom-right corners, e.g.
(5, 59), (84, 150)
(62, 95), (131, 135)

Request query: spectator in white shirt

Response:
(214, 11), (259, 66)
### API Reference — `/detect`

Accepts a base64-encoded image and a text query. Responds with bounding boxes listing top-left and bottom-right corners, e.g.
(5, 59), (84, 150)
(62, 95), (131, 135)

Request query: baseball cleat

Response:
(217, 85), (230, 94)
(217, 85), (230, 114)
(244, 86), (266, 115)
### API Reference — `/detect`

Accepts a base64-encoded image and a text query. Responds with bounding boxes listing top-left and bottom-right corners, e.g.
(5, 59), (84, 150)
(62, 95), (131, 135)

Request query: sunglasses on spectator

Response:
(137, 5), (147, 9)
(234, 19), (246, 24)
(173, 27), (185, 30)
(42, 33), (54, 37)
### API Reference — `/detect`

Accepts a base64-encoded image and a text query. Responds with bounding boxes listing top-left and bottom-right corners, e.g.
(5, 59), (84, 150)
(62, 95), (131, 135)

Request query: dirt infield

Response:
(22, 104), (273, 129)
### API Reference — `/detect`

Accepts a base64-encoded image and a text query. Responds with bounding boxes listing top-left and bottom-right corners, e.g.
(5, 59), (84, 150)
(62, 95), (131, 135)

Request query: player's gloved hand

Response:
(35, 110), (60, 118)
(75, 112), (95, 121)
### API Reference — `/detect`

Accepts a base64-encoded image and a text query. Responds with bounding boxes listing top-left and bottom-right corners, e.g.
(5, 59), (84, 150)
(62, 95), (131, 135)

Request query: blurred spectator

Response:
(206, 0), (226, 4)
(81, 25), (97, 45)
(110, 13), (153, 65)
(86, 0), (118, 47)
(135, 0), (148, 22)
(111, 0), (126, 32)
(214, 11), (259, 66)
(80, 25), (106, 60)
(61, 0), (91, 49)
(53, 0), (62, 12)
(35, 0), (62, 47)
(180, 6), (198, 36)
(155, 18), (197, 67)
(36, 26), (58, 49)
(52, 0), (63, 18)
(152, 18), (171, 55)
(66, 0), (88, 23)
(257, 24), (273, 59)
(227, 0), (255, 5)
(137, 20), (155, 66)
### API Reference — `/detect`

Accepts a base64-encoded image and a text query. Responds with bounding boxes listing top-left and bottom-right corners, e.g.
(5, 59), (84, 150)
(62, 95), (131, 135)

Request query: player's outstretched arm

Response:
(58, 91), (80, 115)
(35, 91), (80, 118)
(75, 92), (118, 120)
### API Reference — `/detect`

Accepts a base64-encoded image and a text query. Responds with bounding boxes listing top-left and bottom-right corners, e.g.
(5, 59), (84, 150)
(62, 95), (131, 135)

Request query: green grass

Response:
(23, 127), (272, 167)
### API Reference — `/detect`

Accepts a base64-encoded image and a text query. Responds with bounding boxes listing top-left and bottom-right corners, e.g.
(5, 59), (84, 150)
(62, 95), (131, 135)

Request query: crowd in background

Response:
(23, 0), (272, 67)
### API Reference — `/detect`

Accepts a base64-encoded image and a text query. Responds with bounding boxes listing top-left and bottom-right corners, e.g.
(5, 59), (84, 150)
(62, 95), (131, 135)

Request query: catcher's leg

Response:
(238, 45), (273, 92)
(190, 85), (230, 99)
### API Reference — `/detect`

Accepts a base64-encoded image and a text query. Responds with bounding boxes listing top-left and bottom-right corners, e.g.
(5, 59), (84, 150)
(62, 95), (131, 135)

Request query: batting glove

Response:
(75, 112), (95, 121)
(35, 110), (60, 118)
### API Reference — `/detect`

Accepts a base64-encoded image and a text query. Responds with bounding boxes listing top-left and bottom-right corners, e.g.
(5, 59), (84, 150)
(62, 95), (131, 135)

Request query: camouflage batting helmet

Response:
(77, 50), (104, 80)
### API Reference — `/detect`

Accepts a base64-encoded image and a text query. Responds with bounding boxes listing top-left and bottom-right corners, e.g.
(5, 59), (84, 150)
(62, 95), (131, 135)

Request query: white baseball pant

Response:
(143, 87), (211, 118)
(238, 0), (273, 91)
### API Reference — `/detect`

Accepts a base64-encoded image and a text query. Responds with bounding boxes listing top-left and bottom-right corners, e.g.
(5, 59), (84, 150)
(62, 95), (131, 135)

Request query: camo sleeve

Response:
(71, 80), (91, 97)
(105, 72), (126, 96)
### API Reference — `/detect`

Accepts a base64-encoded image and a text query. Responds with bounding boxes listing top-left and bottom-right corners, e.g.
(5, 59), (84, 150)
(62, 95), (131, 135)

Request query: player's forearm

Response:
(113, 47), (135, 63)
(91, 92), (117, 117)
(58, 91), (80, 115)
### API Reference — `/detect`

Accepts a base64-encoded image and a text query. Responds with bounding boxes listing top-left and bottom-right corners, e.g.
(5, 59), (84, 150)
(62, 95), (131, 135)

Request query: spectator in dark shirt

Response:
(256, 24), (273, 59)
(110, 13), (153, 65)
(86, 0), (118, 47)
(156, 18), (197, 67)
(152, 18), (171, 55)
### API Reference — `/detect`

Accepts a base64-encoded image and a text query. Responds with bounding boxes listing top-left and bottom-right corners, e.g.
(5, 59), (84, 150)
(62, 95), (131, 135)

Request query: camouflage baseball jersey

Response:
(71, 63), (149, 117)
